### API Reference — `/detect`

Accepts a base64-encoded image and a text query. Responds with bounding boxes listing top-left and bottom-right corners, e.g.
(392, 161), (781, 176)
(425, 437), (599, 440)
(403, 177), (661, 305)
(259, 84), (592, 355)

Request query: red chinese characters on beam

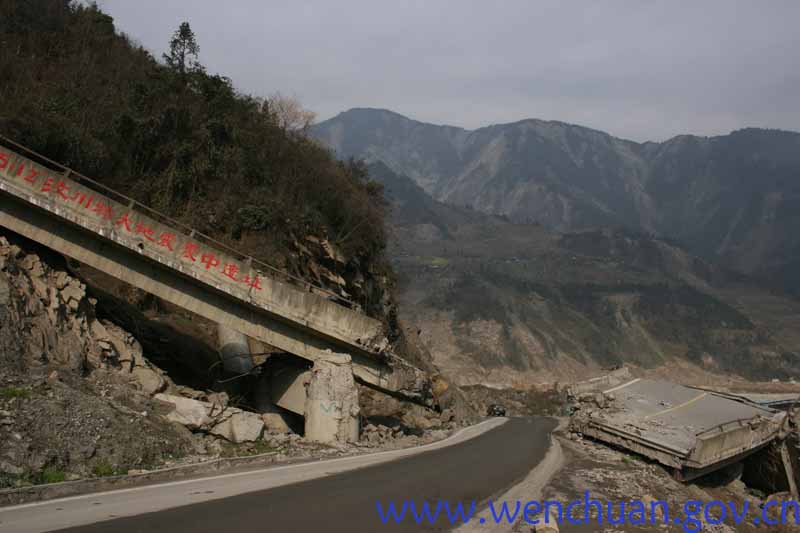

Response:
(92, 201), (113, 220)
(1, 154), (118, 222)
(183, 242), (200, 262)
(115, 212), (134, 232)
(134, 222), (156, 242)
(221, 263), (239, 281)
(242, 274), (263, 291)
(1, 154), (269, 295)
(180, 242), (262, 290)
(41, 177), (71, 199)
(70, 191), (94, 208)
(0, 154), (42, 185)
(201, 253), (220, 270)
(157, 232), (176, 251)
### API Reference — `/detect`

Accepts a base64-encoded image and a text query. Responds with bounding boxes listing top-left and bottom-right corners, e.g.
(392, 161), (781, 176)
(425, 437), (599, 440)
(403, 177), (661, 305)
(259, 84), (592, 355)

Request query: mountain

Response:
(369, 162), (800, 386)
(314, 109), (800, 295)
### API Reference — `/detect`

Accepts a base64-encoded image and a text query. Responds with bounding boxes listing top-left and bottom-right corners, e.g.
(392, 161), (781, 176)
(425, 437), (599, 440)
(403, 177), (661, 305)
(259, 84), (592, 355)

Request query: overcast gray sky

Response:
(97, 1), (798, 142)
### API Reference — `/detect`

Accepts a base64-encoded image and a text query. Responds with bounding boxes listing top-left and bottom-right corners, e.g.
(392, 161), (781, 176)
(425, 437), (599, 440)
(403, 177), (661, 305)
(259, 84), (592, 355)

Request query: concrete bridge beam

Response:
(0, 142), (433, 407)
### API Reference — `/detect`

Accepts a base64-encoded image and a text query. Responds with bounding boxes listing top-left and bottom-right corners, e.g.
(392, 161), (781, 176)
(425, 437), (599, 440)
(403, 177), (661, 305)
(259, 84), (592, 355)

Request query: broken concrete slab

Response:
(570, 378), (789, 480)
(725, 392), (800, 411)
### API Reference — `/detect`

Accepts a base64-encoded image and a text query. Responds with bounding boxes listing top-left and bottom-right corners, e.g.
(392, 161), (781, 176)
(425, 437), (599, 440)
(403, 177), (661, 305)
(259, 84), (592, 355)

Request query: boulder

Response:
(210, 411), (265, 443)
(155, 393), (265, 443)
(261, 412), (292, 434)
(132, 366), (166, 395)
(155, 394), (213, 430)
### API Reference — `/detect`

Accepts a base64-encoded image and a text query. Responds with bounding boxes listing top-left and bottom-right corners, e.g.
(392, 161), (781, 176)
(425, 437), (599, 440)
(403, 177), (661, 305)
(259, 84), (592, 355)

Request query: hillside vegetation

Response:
(0, 1), (390, 314)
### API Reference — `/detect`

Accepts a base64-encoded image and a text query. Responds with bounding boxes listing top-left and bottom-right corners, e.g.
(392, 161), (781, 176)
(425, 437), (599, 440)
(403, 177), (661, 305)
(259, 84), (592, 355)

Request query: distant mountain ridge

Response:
(367, 162), (800, 385)
(314, 109), (800, 294)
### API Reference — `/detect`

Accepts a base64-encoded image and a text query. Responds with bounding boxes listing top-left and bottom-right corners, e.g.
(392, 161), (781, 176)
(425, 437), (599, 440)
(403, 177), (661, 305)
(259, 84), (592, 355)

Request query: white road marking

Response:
(0, 418), (507, 532)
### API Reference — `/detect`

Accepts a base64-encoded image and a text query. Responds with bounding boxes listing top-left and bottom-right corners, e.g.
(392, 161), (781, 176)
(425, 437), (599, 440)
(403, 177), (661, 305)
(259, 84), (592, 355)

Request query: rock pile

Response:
(0, 236), (274, 484)
(154, 394), (265, 444)
(0, 235), (461, 485)
(361, 423), (407, 445)
(0, 237), (168, 394)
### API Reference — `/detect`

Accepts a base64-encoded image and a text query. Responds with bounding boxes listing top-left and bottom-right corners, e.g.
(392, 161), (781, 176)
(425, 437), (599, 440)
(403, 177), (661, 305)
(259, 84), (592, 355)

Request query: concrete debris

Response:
(209, 410), (266, 443)
(155, 394), (215, 430)
(361, 423), (404, 445)
(154, 394), (265, 443)
(534, 515), (560, 532)
(261, 412), (293, 434)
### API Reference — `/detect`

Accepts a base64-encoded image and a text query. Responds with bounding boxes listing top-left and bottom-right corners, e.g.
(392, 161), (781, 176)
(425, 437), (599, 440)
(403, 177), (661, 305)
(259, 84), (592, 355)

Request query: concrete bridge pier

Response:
(217, 324), (254, 375)
(254, 352), (360, 443)
(304, 352), (360, 444)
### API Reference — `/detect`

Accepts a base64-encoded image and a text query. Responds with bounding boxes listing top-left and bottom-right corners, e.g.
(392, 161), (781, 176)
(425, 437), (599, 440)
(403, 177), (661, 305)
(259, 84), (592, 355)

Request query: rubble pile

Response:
(0, 237), (197, 483)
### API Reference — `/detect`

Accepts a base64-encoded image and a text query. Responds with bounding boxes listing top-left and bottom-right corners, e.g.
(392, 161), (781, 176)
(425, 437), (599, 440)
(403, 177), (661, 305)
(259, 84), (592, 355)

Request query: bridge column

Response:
(217, 324), (254, 375)
(305, 352), (360, 443)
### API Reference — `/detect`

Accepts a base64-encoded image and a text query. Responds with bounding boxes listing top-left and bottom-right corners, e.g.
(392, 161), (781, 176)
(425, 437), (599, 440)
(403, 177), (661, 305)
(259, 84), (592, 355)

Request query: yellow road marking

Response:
(645, 392), (707, 420)
(603, 378), (641, 394)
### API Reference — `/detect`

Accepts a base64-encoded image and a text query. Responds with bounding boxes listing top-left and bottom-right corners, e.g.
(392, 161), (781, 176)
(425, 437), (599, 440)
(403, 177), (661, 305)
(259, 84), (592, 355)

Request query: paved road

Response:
(2, 417), (556, 532)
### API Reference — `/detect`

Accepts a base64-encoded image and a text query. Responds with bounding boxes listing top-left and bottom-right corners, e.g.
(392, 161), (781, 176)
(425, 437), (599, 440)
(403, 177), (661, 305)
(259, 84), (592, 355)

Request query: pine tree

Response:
(163, 22), (200, 75)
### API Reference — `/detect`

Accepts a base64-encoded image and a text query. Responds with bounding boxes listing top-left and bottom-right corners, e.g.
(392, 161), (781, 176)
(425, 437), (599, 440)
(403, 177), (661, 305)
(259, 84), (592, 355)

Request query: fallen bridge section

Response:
(570, 378), (789, 480)
(0, 142), (430, 402)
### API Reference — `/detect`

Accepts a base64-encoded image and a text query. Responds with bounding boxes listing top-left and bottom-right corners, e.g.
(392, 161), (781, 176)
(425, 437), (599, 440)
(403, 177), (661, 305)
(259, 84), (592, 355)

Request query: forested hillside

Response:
(0, 1), (390, 315)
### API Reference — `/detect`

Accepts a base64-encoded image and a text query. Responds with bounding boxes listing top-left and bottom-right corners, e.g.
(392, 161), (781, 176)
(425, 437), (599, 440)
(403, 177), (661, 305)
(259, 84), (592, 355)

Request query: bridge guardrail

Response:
(0, 134), (355, 308)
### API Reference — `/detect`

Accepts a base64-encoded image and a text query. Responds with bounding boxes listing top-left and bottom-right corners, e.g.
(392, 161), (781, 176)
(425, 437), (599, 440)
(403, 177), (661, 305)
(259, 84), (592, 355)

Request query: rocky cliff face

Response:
(314, 109), (800, 294)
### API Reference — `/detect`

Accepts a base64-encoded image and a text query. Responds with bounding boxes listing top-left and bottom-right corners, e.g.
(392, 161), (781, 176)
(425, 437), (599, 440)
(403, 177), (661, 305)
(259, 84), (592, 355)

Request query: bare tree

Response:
(266, 92), (317, 134)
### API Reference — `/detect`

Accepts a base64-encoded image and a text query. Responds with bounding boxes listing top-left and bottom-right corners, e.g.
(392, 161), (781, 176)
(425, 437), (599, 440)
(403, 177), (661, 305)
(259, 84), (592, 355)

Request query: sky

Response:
(97, 1), (799, 142)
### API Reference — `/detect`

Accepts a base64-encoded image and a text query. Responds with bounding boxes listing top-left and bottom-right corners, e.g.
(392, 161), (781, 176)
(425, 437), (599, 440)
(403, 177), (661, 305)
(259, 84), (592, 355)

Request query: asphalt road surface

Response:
(3, 417), (556, 532)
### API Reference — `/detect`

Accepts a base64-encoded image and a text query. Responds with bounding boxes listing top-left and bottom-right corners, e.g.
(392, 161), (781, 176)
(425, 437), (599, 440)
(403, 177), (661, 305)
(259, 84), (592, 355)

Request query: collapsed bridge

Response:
(570, 374), (793, 484)
(0, 139), (431, 439)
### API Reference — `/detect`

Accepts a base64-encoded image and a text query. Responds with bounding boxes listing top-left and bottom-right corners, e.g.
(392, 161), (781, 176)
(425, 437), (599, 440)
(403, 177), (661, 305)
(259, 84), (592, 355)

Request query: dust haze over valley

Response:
(313, 111), (800, 387)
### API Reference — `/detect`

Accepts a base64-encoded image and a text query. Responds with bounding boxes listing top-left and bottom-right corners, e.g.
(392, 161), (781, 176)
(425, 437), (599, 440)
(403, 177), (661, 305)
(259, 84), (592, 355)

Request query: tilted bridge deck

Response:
(0, 140), (421, 394)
